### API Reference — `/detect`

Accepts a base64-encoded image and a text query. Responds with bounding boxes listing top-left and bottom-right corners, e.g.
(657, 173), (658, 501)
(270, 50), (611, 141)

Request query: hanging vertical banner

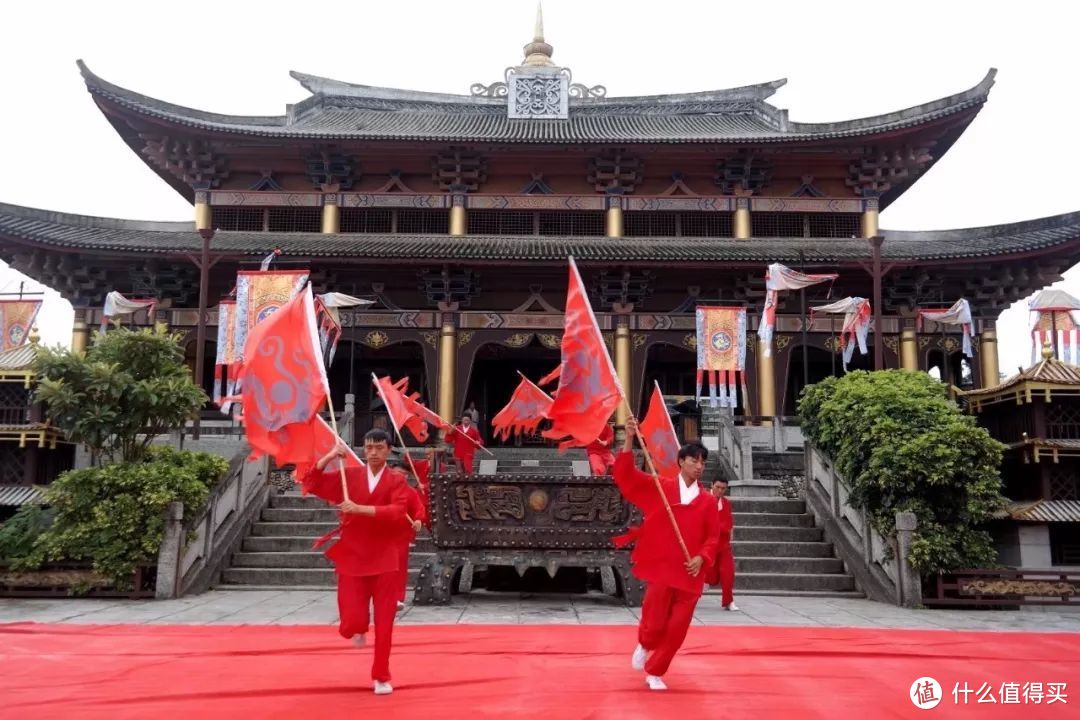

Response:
(916, 299), (975, 359)
(695, 305), (747, 408)
(0, 299), (42, 352)
(1028, 289), (1080, 365)
(214, 299), (237, 408)
(232, 270), (310, 364)
(758, 263), (837, 357)
(100, 291), (156, 332)
(812, 297), (871, 370)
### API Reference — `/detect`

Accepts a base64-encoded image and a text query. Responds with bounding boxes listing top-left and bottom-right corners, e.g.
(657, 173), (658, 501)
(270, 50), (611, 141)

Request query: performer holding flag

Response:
(546, 257), (719, 690)
(238, 285), (410, 696)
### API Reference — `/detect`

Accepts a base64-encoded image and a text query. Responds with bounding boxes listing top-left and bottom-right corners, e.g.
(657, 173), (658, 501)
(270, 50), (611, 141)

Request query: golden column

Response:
(733, 196), (751, 240)
(71, 318), (90, 353)
(756, 338), (776, 423)
(900, 328), (919, 371)
(437, 308), (458, 422)
(861, 196), (879, 238)
(194, 188), (212, 232)
(614, 316), (632, 426)
(321, 187), (340, 234)
(980, 328), (1000, 388)
(605, 195), (624, 238)
(449, 193), (467, 236)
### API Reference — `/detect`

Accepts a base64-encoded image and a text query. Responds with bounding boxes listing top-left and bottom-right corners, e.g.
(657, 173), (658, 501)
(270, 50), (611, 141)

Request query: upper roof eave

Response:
(78, 60), (995, 144)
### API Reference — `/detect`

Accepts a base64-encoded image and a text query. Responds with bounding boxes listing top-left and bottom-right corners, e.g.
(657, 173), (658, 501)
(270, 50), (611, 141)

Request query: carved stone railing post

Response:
(895, 511), (921, 608)
(155, 501), (184, 599)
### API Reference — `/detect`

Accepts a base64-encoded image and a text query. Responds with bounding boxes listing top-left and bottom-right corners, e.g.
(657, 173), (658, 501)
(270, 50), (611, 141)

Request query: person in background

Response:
(447, 413), (483, 474)
(585, 422), (615, 476)
(705, 477), (738, 611)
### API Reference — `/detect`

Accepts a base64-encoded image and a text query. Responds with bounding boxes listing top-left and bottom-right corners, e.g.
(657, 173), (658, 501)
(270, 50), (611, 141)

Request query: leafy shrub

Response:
(798, 370), (1005, 575)
(34, 327), (206, 463)
(0, 505), (54, 563)
(15, 450), (228, 588)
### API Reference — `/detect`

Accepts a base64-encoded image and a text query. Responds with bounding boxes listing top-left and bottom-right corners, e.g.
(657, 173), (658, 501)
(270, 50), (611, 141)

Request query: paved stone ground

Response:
(2, 590), (1079, 632)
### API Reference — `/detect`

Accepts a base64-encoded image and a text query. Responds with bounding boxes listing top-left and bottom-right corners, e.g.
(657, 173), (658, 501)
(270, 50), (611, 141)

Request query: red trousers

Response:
(714, 543), (735, 606)
(638, 582), (700, 677)
(337, 571), (398, 683)
(588, 452), (614, 476)
(454, 450), (475, 474)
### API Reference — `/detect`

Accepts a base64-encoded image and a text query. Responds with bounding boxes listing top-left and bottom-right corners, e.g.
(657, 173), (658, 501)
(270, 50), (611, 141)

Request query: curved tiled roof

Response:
(2, 201), (1079, 265)
(77, 61), (996, 144)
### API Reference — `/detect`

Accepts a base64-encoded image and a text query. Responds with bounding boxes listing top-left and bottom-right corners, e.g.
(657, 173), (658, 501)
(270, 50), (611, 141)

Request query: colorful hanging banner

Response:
(916, 299), (975, 359)
(812, 297), (871, 370)
(1028, 290), (1080, 365)
(232, 270), (310, 364)
(214, 300), (237, 408)
(695, 305), (747, 408)
(0, 299), (42, 352)
(758, 263), (837, 357)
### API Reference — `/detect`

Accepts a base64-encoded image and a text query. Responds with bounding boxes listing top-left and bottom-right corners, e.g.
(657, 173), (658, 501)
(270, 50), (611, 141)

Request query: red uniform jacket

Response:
(715, 495), (733, 545)
(302, 464), (411, 577)
(612, 451), (720, 594)
(585, 425), (615, 464)
(404, 483), (427, 541)
(412, 459), (433, 530)
(449, 424), (483, 459)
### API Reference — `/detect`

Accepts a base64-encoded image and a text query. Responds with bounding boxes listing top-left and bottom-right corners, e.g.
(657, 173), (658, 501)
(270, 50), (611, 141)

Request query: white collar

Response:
(367, 465), (386, 493)
(677, 476), (700, 505)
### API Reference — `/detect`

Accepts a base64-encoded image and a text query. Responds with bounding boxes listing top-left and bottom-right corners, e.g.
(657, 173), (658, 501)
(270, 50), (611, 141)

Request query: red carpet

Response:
(0, 623), (1075, 719)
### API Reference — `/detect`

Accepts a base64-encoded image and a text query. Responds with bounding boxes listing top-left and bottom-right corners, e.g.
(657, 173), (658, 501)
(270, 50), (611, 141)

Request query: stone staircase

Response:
(480, 446), (586, 476)
(706, 496), (860, 598)
(218, 492), (433, 589)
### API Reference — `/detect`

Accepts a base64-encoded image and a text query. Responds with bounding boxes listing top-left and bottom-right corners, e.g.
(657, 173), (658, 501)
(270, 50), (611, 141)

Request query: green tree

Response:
(33, 327), (206, 463)
(798, 370), (1006, 576)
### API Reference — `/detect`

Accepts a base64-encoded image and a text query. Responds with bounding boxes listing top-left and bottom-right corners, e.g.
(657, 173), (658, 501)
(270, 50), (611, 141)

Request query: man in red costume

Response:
(394, 451), (433, 611)
(585, 423), (615, 476)
(705, 477), (738, 611)
(447, 413), (483, 474)
(613, 418), (719, 691)
(301, 429), (410, 696)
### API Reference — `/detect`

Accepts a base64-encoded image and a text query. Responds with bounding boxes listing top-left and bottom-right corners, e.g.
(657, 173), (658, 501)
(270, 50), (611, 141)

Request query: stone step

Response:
(730, 541), (833, 558)
(262, 508), (341, 523)
(732, 512), (814, 528)
(703, 589), (865, 600)
(231, 551), (435, 569)
(242, 535), (435, 553)
(728, 480), (783, 497)
(726, 498), (806, 514)
(734, 526), (824, 542)
(250, 521), (339, 537)
(736, 572), (856, 592)
(270, 494), (327, 509)
(735, 557), (844, 574)
(220, 567), (430, 587)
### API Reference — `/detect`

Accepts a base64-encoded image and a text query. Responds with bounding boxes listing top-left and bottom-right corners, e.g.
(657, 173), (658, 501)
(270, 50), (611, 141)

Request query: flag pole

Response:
(324, 392), (352, 503)
(565, 258), (692, 564)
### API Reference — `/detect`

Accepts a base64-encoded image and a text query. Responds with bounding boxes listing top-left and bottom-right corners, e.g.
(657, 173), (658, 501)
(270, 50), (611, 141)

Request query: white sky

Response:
(2, 0), (1078, 373)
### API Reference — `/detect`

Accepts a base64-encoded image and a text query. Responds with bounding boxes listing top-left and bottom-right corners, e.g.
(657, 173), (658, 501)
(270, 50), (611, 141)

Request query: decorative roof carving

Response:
(845, 145), (934, 197)
(588, 149), (642, 193)
(432, 147), (487, 192)
(714, 151), (772, 195)
(418, 268), (480, 306)
(140, 135), (228, 189)
(305, 147), (357, 190)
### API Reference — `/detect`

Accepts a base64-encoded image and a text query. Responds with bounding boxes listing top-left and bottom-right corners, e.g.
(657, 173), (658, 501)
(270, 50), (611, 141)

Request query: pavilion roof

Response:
(77, 61), (996, 147)
(2, 201), (1079, 265)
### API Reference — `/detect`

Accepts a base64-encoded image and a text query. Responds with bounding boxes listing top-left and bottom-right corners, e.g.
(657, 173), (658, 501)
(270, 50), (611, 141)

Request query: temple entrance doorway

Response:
(464, 337), (560, 446)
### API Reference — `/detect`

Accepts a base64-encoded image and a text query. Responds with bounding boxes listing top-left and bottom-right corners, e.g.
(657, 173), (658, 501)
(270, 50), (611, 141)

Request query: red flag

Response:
(373, 375), (430, 443)
(537, 365), (561, 387)
(638, 381), (680, 479)
(491, 375), (553, 441)
(239, 285), (329, 461)
(291, 416), (364, 493)
(543, 258), (623, 449)
(402, 390), (453, 439)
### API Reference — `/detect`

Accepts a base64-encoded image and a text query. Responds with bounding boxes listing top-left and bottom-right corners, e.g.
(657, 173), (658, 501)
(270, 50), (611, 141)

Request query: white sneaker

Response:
(631, 643), (646, 671)
(352, 634), (367, 647)
(396, 601), (406, 613)
(373, 681), (393, 695)
(645, 675), (667, 691)
(724, 602), (740, 612)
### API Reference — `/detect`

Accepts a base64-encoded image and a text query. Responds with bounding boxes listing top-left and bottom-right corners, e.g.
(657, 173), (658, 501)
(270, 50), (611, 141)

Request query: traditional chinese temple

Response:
(2, 12), (1079, 440)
